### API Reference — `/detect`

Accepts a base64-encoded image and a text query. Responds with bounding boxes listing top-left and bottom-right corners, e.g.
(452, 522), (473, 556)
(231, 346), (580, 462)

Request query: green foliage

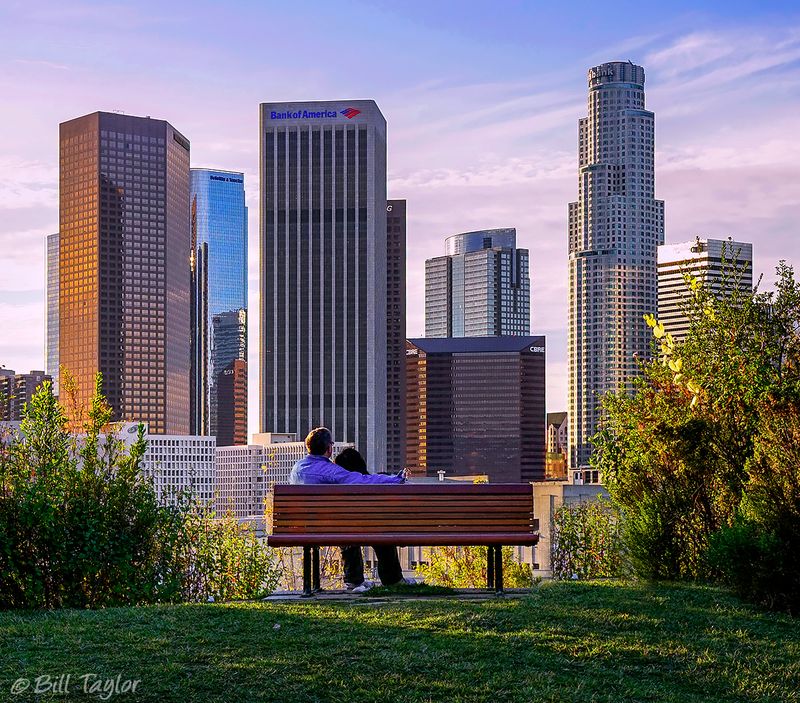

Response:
(415, 545), (533, 588)
(551, 498), (623, 580)
(0, 377), (278, 609)
(709, 391), (800, 614)
(593, 255), (800, 612)
(172, 499), (281, 602)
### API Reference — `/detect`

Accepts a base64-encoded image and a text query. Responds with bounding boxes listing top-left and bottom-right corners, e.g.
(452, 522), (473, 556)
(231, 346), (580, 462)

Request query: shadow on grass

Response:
(0, 581), (798, 703)
(363, 583), (458, 597)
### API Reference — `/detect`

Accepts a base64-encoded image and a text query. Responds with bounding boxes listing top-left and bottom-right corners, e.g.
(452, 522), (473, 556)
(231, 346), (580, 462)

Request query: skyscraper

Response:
(59, 112), (191, 434)
(568, 62), (664, 468)
(658, 237), (753, 341)
(405, 336), (546, 482)
(211, 309), (247, 441)
(0, 370), (52, 421)
(189, 169), (248, 439)
(216, 358), (248, 446)
(46, 232), (59, 395)
(259, 100), (388, 470)
(386, 199), (406, 471)
(425, 228), (530, 337)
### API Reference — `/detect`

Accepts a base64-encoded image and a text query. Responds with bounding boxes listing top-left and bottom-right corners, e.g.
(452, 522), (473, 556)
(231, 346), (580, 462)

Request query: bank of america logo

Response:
(341, 108), (361, 119)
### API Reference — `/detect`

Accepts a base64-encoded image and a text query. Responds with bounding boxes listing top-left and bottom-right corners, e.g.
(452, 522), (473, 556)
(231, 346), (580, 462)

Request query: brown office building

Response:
(0, 370), (52, 421)
(216, 358), (247, 446)
(59, 112), (191, 434)
(406, 336), (546, 482)
(386, 199), (407, 470)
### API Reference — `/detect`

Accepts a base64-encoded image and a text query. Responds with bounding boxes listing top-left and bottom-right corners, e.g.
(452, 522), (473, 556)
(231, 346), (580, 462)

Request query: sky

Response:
(1, 0), (799, 434)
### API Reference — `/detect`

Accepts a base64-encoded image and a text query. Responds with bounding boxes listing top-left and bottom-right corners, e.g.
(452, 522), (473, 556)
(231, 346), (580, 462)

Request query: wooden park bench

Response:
(268, 483), (539, 596)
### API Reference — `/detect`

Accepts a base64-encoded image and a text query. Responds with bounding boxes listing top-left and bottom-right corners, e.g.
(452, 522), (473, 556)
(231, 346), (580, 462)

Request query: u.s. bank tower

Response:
(568, 62), (665, 469)
(259, 100), (388, 470)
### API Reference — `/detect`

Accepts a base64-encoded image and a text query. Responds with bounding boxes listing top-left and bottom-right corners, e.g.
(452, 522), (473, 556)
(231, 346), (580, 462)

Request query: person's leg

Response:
(373, 545), (404, 586)
(341, 546), (365, 587)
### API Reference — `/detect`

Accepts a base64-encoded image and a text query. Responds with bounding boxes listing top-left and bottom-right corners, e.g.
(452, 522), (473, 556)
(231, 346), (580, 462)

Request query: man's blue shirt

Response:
(290, 454), (404, 485)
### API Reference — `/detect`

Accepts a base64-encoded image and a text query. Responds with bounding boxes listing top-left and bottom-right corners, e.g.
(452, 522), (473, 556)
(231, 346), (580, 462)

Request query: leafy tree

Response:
(592, 255), (800, 610)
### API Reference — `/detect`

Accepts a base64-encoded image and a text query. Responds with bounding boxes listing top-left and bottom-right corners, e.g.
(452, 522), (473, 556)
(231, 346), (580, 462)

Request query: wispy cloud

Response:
(13, 58), (69, 70)
(645, 32), (736, 76)
(646, 25), (800, 109)
(0, 157), (58, 209)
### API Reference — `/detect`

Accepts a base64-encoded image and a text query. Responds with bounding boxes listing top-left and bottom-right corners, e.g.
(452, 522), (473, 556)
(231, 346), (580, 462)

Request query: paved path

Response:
(263, 588), (532, 603)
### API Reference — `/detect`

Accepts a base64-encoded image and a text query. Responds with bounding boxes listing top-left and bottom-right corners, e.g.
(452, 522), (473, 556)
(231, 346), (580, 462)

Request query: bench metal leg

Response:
(494, 544), (504, 595)
(312, 546), (321, 592)
(487, 546), (495, 590)
(301, 546), (313, 598)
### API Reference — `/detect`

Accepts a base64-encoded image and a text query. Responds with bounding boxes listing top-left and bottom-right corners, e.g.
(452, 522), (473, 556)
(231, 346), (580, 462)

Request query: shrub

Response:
(415, 546), (533, 588)
(709, 392), (800, 614)
(173, 497), (281, 602)
(551, 498), (623, 580)
(0, 377), (278, 609)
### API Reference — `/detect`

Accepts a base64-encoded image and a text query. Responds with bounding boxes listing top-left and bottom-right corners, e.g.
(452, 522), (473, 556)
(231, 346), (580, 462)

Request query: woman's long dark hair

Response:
(334, 447), (369, 475)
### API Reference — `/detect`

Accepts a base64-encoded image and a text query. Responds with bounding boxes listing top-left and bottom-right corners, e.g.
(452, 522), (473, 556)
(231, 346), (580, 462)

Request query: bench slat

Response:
(274, 505), (531, 514)
(273, 498), (532, 507)
(278, 513), (533, 525)
(268, 532), (540, 547)
(280, 516), (533, 529)
(276, 484), (533, 495)
(274, 516), (533, 524)
(276, 528), (532, 535)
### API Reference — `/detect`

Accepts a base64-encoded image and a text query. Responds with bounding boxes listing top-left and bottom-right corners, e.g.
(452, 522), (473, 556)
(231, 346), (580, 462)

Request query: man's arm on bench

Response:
(294, 462), (405, 485)
(326, 466), (404, 484)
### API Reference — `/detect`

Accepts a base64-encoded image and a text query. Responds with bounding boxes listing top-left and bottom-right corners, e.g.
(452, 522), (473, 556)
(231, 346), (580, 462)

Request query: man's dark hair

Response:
(305, 427), (333, 455)
(334, 447), (369, 475)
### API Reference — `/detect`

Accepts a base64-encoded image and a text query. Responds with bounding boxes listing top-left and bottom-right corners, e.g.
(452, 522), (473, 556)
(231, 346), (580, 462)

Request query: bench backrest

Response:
(271, 484), (537, 544)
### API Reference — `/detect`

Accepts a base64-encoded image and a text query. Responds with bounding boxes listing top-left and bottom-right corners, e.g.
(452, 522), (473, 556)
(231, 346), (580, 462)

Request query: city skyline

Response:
(2, 2), (800, 435)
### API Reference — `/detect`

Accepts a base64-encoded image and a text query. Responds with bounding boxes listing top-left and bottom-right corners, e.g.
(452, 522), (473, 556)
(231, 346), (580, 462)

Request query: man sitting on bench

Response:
(290, 427), (415, 592)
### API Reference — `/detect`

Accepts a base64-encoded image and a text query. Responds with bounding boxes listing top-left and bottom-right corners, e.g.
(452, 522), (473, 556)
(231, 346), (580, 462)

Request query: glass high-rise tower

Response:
(46, 232), (59, 395)
(425, 228), (530, 337)
(568, 62), (665, 468)
(259, 100), (388, 470)
(59, 112), (191, 434)
(189, 168), (248, 440)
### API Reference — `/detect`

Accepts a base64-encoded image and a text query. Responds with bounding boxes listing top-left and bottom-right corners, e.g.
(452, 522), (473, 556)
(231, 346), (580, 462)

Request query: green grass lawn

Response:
(1, 581), (798, 702)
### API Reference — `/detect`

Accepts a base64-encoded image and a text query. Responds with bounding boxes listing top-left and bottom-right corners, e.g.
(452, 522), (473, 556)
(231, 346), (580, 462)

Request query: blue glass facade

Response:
(190, 168), (248, 438)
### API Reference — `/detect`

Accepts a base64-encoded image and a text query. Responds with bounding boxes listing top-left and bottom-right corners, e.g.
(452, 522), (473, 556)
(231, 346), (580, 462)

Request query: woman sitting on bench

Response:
(334, 447), (420, 592)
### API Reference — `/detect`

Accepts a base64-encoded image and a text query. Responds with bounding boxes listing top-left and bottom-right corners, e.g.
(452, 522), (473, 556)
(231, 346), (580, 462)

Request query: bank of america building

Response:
(259, 100), (387, 470)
